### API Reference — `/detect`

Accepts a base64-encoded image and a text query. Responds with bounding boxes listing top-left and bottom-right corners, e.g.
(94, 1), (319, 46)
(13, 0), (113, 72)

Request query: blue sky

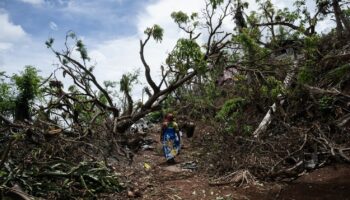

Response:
(1, 0), (149, 39)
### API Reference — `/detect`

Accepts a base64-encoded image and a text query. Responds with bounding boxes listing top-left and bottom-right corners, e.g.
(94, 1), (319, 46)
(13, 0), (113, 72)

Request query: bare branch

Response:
(140, 35), (160, 94)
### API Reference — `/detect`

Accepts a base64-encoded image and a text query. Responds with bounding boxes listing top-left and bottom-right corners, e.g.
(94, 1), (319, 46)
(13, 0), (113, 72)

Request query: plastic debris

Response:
(180, 161), (197, 171)
(144, 162), (151, 170)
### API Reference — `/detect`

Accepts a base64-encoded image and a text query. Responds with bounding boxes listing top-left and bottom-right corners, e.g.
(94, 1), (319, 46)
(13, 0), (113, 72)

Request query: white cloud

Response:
(137, 0), (204, 38)
(87, 0), (205, 98)
(89, 36), (141, 82)
(63, 1), (117, 16)
(136, 0), (205, 45)
(317, 15), (335, 34)
(0, 12), (27, 41)
(0, 11), (51, 76)
(19, 0), (44, 5)
(0, 42), (13, 51)
(0, 11), (27, 51)
(49, 21), (58, 31)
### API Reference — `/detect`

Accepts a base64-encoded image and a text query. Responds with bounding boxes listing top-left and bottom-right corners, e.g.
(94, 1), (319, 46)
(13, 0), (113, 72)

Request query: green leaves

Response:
(119, 71), (139, 93)
(297, 35), (320, 84)
(171, 11), (190, 24)
(0, 67), (42, 119)
(45, 38), (54, 48)
(144, 24), (164, 42)
(166, 38), (205, 73)
(318, 96), (333, 111)
(12, 66), (42, 100)
(235, 28), (265, 58)
(216, 97), (247, 133)
(1, 159), (123, 198)
(76, 39), (90, 61)
(171, 11), (199, 35)
(324, 64), (350, 84)
(0, 74), (15, 115)
(260, 76), (284, 99)
(216, 97), (246, 121)
(11, 66), (42, 121)
(210, 0), (224, 9)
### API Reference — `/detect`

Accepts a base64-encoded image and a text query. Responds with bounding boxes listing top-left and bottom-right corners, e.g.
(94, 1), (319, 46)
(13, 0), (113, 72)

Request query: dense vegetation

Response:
(1, 0), (350, 199)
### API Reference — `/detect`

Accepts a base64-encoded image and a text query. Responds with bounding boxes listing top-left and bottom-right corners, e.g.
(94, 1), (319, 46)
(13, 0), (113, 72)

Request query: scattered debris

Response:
(144, 162), (151, 170)
(141, 144), (155, 151)
(180, 161), (198, 171)
(163, 165), (192, 173)
(209, 170), (257, 187)
(130, 118), (152, 134)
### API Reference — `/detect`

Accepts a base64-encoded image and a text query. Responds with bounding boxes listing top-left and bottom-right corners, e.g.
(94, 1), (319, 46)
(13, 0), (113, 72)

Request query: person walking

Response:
(160, 113), (181, 164)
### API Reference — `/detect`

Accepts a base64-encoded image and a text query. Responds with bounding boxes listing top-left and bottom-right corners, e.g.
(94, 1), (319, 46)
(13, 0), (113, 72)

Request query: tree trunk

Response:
(15, 96), (31, 121)
(337, 1), (350, 37)
(332, 0), (344, 38)
(253, 58), (299, 138)
(126, 92), (133, 116)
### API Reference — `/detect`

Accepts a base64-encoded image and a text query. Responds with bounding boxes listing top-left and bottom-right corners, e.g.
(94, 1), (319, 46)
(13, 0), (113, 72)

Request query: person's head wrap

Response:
(165, 113), (174, 121)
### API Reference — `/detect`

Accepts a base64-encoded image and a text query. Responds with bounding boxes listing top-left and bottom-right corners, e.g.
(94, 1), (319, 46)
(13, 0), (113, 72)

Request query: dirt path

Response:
(114, 128), (350, 200)
(278, 165), (350, 200)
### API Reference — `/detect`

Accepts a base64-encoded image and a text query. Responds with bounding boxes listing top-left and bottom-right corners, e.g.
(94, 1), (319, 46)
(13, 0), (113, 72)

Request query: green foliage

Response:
(298, 65), (314, 84)
(190, 12), (198, 20)
(216, 97), (246, 121)
(298, 35), (321, 84)
(161, 97), (174, 115)
(257, 0), (275, 15)
(276, 7), (299, 23)
(119, 71), (139, 114)
(260, 76), (284, 99)
(210, 0), (224, 9)
(318, 96), (333, 111)
(303, 35), (320, 58)
(45, 38), (54, 48)
(344, 8), (350, 17)
(1, 159), (123, 198)
(104, 80), (117, 89)
(76, 39), (90, 61)
(12, 66), (42, 100)
(119, 71), (139, 93)
(0, 73), (15, 116)
(233, 76), (255, 100)
(171, 10), (199, 36)
(325, 64), (350, 84)
(171, 11), (189, 24)
(102, 80), (118, 103)
(147, 111), (163, 123)
(187, 82), (220, 118)
(234, 28), (267, 59)
(243, 125), (253, 135)
(67, 31), (76, 39)
(144, 24), (164, 42)
(166, 38), (205, 73)
(171, 11), (199, 26)
(12, 66), (42, 121)
(216, 97), (246, 133)
(246, 11), (259, 25)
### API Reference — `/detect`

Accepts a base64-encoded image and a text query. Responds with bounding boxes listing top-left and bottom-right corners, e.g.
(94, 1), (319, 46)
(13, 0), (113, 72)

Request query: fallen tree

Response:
(253, 54), (300, 138)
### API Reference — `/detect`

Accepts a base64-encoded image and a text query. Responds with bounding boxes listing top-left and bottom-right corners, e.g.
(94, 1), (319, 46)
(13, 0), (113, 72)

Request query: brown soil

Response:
(278, 165), (350, 200)
(112, 127), (350, 200)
